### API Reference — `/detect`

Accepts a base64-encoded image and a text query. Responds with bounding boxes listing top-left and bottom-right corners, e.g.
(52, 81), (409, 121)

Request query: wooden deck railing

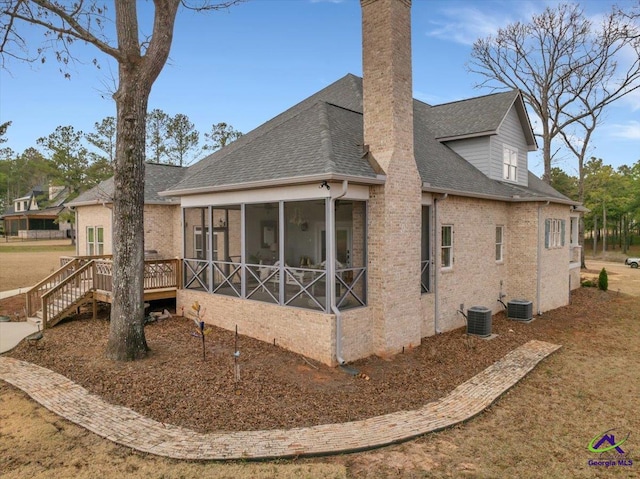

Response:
(41, 261), (95, 328)
(27, 257), (180, 326)
(92, 258), (180, 292)
(26, 259), (81, 317)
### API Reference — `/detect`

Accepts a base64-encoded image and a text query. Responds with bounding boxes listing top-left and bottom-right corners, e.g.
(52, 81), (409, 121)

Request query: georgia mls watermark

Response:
(587, 428), (634, 468)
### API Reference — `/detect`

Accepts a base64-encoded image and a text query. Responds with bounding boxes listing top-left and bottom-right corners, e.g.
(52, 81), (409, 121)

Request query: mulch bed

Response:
(1, 288), (635, 433)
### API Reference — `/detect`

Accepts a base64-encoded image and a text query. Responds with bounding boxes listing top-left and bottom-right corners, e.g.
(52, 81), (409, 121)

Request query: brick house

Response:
(70, 163), (185, 258)
(70, 0), (582, 365)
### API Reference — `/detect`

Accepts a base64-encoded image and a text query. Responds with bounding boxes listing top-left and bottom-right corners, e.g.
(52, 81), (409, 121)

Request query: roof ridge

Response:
(431, 89), (517, 108)
(318, 103), (337, 173)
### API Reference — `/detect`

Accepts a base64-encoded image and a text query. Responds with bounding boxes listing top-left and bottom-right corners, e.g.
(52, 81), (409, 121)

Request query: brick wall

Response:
(537, 203), (571, 312)
(177, 289), (336, 365)
(434, 196), (510, 332)
(76, 204), (113, 255)
(429, 197), (572, 334)
(144, 204), (181, 258)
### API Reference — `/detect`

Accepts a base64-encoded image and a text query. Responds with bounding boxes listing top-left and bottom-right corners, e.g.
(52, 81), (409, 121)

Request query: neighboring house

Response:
(68, 163), (186, 258)
(1, 185), (71, 239)
(71, 0), (582, 366)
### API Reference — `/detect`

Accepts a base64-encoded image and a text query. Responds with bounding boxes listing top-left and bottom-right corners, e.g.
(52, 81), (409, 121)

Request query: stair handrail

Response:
(41, 260), (95, 329)
(26, 258), (81, 317)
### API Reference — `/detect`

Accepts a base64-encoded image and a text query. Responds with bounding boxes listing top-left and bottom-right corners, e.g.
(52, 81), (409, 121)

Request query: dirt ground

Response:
(581, 259), (640, 297)
(2, 288), (638, 478)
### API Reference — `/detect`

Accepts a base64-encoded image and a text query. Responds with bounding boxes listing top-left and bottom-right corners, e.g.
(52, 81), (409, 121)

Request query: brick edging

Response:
(0, 340), (561, 460)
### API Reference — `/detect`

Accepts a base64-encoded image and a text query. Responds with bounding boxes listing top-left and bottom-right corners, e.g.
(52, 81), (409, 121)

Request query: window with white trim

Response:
(86, 226), (104, 255)
(496, 225), (504, 262)
(441, 225), (453, 268)
(545, 219), (565, 249)
(503, 145), (518, 181)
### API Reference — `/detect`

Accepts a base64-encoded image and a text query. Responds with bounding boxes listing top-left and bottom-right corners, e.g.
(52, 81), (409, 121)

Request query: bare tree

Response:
(1, 0), (242, 360)
(468, 3), (640, 183)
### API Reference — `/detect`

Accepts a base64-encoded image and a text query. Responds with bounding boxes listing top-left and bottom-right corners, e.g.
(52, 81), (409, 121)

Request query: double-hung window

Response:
(503, 146), (518, 181)
(87, 226), (104, 255)
(545, 219), (565, 249)
(441, 225), (453, 268)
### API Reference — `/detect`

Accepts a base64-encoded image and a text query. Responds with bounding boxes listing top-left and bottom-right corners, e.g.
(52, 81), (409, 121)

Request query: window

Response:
(545, 219), (565, 249)
(496, 226), (504, 262)
(194, 226), (209, 259)
(503, 146), (518, 181)
(441, 225), (453, 268)
(421, 206), (431, 292)
(86, 226), (104, 255)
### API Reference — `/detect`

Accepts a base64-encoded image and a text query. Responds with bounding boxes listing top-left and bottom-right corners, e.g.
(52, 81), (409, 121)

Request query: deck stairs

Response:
(26, 259), (97, 329)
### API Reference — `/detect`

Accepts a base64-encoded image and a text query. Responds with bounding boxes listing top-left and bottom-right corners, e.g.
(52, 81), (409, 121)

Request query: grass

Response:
(0, 244), (75, 253)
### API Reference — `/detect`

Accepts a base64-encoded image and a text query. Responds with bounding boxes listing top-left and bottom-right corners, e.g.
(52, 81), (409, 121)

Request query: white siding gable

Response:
(491, 105), (529, 187)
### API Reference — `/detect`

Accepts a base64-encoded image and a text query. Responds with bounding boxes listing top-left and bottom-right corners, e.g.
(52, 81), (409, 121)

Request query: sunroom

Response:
(181, 184), (368, 314)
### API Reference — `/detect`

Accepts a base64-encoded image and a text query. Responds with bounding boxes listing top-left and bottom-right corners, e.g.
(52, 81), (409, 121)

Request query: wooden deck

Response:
(26, 256), (181, 328)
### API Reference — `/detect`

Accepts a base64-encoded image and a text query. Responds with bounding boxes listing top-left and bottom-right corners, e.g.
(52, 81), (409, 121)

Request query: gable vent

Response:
(467, 306), (492, 337)
(507, 299), (533, 322)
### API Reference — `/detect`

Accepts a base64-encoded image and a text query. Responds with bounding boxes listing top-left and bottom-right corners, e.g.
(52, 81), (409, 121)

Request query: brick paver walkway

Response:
(0, 340), (560, 460)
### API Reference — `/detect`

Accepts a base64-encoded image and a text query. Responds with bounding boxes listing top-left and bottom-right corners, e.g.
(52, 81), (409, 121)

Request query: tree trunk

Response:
(602, 202), (607, 253)
(593, 215), (597, 257)
(104, 0), (179, 361)
(105, 69), (150, 361)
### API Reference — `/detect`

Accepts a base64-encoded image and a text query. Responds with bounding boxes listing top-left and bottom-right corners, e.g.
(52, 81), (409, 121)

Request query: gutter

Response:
(330, 180), (349, 365)
(159, 173), (385, 197)
(421, 183), (577, 206)
(433, 193), (448, 334)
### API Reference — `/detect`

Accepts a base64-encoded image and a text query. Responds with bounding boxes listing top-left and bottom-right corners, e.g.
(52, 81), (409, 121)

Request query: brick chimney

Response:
(361, 0), (422, 356)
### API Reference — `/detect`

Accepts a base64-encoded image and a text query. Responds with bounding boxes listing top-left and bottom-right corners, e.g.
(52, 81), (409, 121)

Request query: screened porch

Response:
(182, 199), (367, 312)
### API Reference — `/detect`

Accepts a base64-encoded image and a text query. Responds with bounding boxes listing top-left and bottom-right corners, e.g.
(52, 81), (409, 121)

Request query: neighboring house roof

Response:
(0, 205), (65, 219)
(68, 163), (187, 207)
(163, 74), (573, 205)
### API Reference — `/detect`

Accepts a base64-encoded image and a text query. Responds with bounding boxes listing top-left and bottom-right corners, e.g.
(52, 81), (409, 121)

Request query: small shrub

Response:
(598, 268), (608, 291)
(581, 279), (595, 288)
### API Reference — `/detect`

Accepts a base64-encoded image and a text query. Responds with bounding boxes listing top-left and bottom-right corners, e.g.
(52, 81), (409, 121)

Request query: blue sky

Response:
(1, 0), (638, 177)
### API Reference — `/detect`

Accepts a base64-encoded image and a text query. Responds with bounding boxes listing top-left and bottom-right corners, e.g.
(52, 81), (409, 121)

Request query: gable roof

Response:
(163, 74), (572, 205)
(422, 90), (537, 149)
(68, 163), (187, 207)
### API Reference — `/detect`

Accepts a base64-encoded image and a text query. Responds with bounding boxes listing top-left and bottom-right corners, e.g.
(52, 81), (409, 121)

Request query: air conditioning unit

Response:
(467, 306), (492, 337)
(507, 299), (533, 321)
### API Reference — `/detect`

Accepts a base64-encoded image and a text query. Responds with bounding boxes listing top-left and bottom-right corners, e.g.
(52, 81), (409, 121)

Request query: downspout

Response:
(433, 193), (448, 334)
(331, 180), (348, 365)
(537, 201), (549, 315)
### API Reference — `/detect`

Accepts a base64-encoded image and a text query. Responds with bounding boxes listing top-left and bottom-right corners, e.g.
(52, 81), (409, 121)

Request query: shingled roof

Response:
(68, 163), (187, 207)
(163, 74), (571, 205)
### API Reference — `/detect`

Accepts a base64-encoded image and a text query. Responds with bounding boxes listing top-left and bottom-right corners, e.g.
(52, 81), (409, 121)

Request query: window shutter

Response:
(544, 219), (550, 249)
(561, 220), (566, 246)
